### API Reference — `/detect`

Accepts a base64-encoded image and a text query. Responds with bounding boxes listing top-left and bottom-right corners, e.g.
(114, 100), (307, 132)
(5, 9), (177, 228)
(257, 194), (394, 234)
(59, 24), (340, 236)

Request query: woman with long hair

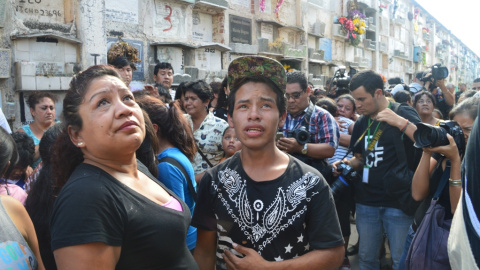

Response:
(50, 65), (198, 269)
(0, 127), (44, 270)
(136, 95), (198, 252)
(25, 124), (62, 270)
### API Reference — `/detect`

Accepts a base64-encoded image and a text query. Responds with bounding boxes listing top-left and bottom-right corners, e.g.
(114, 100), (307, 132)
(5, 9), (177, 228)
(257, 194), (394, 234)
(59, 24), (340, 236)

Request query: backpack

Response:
(386, 102), (422, 216)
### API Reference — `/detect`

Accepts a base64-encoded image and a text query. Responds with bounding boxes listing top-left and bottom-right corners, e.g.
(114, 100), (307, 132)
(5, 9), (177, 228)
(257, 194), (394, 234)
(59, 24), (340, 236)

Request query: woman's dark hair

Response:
(10, 132), (34, 171)
(184, 80), (212, 103)
(449, 97), (480, 121)
(413, 90), (436, 108)
(174, 81), (187, 101)
(316, 98), (338, 116)
(135, 110), (160, 176)
(52, 65), (121, 189)
(394, 90), (412, 105)
(109, 56), (136, 71)
(136, 95), (196, 161)
(25, 123), (62, 270)
(0, 128), (18, 178)
(336, 94), (356, 112)
(215, 77), (228, 110)
(228, 76), (286, 117)
(26, 91), (57, 109)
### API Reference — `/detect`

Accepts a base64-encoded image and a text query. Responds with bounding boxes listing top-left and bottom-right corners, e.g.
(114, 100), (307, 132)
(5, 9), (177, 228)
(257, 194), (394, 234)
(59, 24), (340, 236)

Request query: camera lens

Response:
(330, 176), (350, 201)
(414, 123), (449, 148)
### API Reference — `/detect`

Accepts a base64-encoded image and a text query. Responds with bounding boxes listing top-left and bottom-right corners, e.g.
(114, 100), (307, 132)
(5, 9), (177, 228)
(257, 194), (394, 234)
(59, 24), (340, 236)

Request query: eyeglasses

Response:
(285, 91), (304, 100)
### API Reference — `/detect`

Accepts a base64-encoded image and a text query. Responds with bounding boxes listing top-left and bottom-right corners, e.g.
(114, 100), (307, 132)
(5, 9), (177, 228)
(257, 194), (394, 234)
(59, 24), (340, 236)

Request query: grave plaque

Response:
(229, 15), (252, 45)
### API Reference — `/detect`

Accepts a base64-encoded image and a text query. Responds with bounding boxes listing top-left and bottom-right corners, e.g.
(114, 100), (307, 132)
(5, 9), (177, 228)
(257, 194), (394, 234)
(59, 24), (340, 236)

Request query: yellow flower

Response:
(353, 18), (359, 25)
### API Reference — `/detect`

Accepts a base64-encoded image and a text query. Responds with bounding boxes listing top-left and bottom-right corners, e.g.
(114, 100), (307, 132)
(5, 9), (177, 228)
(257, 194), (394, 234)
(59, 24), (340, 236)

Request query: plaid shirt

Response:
(282, 102), (339, 149)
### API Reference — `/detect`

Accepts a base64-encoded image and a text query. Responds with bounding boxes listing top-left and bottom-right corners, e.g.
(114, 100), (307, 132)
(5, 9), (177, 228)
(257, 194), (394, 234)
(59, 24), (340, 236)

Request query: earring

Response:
(77, 142), (84, 146)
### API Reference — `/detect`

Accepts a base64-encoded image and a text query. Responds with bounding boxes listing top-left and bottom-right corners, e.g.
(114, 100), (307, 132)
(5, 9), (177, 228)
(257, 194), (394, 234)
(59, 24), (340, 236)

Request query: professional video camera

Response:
(414, 121), (465, 157)
(328, 66), (357, 98)
(287, 126), (310, 145)
(421, 63), (449, 91)
(330, 162), (359, 201)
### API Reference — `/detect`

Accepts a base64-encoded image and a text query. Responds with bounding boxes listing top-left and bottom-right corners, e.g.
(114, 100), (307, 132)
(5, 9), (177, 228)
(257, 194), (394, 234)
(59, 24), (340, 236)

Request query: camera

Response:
(414, 121), (465, 157)
(328, 66), (356, 98)
(330, 162), (359, 201)
(287, 126), (310, 145)
(420, 64), (449, 90)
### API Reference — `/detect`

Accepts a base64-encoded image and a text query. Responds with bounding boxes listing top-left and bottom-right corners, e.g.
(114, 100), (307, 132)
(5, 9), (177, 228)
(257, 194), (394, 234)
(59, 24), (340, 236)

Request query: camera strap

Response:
(298, 102), (315, 131)
(341, 102), (391, 161)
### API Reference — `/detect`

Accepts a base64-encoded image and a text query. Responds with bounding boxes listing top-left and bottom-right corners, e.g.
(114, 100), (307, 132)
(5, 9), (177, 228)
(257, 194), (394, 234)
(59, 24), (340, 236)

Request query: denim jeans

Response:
(397, 225), (415, 270)
(356, 203), (413, 270)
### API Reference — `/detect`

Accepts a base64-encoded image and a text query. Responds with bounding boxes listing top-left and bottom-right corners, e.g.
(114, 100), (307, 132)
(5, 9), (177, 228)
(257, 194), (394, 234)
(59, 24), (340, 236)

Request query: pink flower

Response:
(352, 33), (357, 39)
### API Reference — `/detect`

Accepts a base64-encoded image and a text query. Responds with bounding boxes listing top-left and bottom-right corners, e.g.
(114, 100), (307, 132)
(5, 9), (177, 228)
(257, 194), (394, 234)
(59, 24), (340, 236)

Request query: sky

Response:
(415, 0), (480, 57)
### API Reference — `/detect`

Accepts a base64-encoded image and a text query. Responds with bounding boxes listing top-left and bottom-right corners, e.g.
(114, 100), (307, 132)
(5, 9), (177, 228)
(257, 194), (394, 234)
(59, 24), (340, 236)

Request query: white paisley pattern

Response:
(216, 168), (320, 253)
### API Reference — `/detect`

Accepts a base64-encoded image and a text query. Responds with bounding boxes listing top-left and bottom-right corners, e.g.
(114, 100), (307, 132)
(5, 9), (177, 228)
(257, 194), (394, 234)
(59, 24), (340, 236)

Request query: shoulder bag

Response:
(405, 163), (452, 270)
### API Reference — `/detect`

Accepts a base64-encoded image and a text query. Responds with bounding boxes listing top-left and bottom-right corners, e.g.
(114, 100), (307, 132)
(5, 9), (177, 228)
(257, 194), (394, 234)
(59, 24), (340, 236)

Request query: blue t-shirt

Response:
(157, 148), (197, 250)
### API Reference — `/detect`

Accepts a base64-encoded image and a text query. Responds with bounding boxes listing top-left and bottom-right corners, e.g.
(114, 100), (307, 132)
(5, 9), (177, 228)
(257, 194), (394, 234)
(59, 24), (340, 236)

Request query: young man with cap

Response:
(192, 56), (344, 269)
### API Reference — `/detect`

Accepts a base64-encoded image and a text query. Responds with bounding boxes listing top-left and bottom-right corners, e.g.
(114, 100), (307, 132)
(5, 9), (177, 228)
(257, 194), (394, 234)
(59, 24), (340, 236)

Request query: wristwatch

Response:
(301, 144), (308, 154)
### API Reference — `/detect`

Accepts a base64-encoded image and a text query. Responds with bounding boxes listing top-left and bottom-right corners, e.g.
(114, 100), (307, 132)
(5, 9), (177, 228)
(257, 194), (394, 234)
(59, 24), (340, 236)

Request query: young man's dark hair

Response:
(155, 83), (172, 103)
(473, 78), (480, 83)
(349, 70), (385, 96)
(153, 62), (174, 76)
(109, 56), (136, 70)
(394, 90), (412, 105)
(286, 71), (308, 92)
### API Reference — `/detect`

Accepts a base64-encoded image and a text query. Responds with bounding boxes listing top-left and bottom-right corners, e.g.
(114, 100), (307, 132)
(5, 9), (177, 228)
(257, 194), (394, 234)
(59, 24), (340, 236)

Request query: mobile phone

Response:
(275, 132), (284, 141)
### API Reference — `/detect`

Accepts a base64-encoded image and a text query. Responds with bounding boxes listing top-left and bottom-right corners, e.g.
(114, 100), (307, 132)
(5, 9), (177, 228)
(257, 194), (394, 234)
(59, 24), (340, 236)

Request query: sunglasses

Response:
(285, 91), (304, 100)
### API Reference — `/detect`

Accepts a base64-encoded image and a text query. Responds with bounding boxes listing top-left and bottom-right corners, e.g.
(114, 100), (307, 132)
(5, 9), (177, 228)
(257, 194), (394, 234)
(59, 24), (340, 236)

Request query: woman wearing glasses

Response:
(414, 91), (442, 125)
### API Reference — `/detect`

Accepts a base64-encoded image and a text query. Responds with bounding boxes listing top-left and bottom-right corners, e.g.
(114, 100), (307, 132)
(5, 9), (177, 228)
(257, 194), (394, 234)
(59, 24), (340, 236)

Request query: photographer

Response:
(399, 97), (479, 268)
(422, 66), (455, 119)
(278, 71), (339, 183)
(332, 70), (422, 270)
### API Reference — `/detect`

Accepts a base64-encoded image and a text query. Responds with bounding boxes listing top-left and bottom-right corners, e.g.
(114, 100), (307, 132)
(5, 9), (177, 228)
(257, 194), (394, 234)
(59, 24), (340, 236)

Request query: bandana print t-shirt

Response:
(192, 153), (344, 269)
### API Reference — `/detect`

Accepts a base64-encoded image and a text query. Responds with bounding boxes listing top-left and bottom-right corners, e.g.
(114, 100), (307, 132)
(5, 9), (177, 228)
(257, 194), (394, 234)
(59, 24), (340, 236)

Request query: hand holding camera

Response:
(422, 134), (460, 162)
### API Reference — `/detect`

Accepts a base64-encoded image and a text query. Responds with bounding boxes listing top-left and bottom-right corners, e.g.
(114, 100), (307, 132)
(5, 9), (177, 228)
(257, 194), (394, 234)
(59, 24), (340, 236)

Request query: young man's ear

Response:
(68, 125), (85, 148)
(278, 111), (287, 128)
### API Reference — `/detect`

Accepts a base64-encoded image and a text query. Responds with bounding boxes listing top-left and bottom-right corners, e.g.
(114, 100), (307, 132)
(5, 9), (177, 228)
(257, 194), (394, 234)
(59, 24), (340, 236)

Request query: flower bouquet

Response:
(338, 10), (367, 46)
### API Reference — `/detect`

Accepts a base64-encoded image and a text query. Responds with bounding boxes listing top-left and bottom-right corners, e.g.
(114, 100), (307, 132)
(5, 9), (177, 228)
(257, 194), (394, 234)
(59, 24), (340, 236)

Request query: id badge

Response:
(362, 166), (370, 184)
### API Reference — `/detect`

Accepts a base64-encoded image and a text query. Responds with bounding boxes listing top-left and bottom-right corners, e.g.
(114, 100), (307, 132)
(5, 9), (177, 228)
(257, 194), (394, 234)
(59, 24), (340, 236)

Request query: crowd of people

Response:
(0, 55), (479, 270)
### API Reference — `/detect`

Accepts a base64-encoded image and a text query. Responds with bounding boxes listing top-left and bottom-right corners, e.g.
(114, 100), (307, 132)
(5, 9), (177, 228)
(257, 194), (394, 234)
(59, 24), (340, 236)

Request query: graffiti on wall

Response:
(14, 0), (64, 24)
(154, 1), (187, 38)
